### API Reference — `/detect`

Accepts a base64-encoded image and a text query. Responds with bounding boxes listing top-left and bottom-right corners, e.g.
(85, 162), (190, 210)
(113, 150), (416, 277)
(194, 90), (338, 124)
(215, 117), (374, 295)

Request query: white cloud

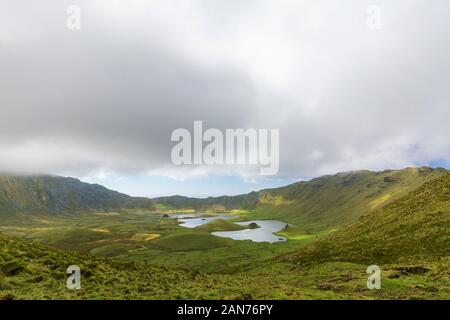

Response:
(0, 0), (448, 182)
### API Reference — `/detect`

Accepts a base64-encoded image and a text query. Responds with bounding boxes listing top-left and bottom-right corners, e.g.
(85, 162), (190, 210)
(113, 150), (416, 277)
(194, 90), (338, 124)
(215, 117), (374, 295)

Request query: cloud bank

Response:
(1, 0), (449, 181)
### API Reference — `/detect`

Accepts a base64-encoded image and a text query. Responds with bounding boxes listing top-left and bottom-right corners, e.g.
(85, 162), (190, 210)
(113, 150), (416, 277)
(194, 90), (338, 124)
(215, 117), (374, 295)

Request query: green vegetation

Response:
(153, 193), (260, 211)
(283, 173), (450, 266)
(276, 224), (307, 237)
(1, 167), (446, 229)
(0, 174), (154, 217)
(1, 229), (448, 300)
(0, 231), (217, 299)
(0, 211), (310, 273)
(154, 167), (448, 230)
(0, 167), (448, 300)
(275, 224), (318, 241)
(252, 167), (448, 229)
(152, 229), (234, 251)
(196, 219), (250, 232)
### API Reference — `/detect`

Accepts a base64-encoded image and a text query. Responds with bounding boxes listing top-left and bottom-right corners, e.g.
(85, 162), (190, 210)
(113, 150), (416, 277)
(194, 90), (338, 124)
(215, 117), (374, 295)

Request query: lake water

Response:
(212, 220), (287, 243)
(173, 213), (287, 243)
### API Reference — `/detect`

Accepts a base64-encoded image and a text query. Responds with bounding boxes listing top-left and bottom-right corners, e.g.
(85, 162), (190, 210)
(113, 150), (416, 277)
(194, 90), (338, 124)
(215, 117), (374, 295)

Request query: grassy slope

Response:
(153, 193), (260, 211)
(0, 231), (363, 299)
(0, 211), (311, 273)
(253, 167), (448, 229)
(154, 167), (448, 230)
(229, 173), (447, 300)
(151, 229), (234, 251)
(0, 231), (217, 300)
(1, 230), (448, 299)
(283, 173), (450, 266)
(3, 228), (448, 300)
(1, 167), (447, 230)
(196, 219), (248, 232)
(1, 168), (449, 299)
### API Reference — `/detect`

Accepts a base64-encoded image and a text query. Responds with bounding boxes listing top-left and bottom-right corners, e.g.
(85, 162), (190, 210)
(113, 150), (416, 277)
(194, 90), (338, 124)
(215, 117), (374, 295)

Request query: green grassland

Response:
(154, 167), (448, 230)
(0, 230), (219, 300)
(0, 168), (449, 299)
(196, 219), (250, 232)
(284, 173), (450, 266)
(151, 229), (234, 251)
(0, 210), (318, 273)
(1, 229), (448, 300)
(250, 167), (448, 229)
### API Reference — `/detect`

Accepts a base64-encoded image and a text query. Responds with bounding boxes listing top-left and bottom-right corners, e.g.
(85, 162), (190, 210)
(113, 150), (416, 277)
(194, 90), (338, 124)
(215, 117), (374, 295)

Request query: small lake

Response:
(212, 220), (287, 243)
(173, 213), (287, 243)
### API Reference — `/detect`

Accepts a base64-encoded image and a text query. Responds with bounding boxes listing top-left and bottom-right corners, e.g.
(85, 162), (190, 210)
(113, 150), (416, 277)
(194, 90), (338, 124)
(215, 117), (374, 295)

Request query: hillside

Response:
(196, 219), (250, 232)
(1, 167), (447, 229)
(283, 172), (450, 266)
(155, 167), (448, 229)
(0, 231), (214, 299)
(0, 175), (154, 216)
(154, 192), (260, 211)
(0, 170), (449, 300)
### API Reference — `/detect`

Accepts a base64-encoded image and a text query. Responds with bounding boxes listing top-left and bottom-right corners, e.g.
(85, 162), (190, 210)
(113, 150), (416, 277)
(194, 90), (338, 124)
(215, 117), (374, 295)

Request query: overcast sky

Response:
(0, 0), (449, 197)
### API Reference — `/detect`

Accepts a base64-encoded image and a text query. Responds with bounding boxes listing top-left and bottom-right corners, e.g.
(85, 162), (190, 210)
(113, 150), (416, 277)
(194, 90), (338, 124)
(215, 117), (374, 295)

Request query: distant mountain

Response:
(153, 193), (260, 211)
(155, 167), (448, 229)
(0, 175), (153, 215)
(283, 172), (450, 265)
(1, 167), (447, 228)
(1, 169), (448, 299)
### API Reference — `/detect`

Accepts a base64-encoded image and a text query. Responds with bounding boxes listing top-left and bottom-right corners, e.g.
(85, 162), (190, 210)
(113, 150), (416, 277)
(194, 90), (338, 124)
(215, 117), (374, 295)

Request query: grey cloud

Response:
(0, 0), (449, 180)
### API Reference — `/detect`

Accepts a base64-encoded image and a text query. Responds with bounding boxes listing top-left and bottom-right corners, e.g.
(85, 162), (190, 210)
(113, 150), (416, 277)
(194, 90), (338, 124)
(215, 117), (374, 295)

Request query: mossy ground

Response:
(1, 229), (447, 300)
(0, 171), (449, 300)
(0, 211), (317, 273)
(196, 219), (249, 232)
